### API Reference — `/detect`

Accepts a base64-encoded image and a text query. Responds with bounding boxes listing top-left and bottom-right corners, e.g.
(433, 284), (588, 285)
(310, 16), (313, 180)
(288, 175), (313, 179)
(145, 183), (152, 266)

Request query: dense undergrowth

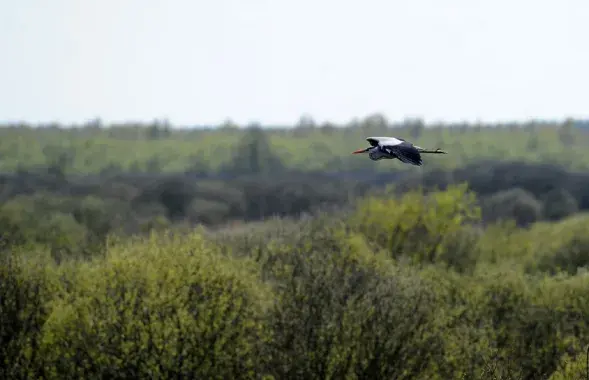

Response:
(3, 184), (589, 379)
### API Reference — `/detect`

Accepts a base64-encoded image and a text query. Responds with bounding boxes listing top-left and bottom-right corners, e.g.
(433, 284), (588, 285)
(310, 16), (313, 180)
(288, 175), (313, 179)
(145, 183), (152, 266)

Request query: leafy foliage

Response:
(4, 121), (589, 378)
(2, 234), (270, 379)
(3, 185), (589, 378)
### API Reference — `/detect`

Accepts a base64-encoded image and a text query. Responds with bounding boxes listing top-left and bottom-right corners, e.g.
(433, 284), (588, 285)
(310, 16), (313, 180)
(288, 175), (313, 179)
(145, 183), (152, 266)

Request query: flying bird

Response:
(352, 136), (447, 166)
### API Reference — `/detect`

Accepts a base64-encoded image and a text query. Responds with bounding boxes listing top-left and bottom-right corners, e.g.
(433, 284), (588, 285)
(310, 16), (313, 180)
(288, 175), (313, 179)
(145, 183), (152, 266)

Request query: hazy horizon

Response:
(2, 0), (588, 127)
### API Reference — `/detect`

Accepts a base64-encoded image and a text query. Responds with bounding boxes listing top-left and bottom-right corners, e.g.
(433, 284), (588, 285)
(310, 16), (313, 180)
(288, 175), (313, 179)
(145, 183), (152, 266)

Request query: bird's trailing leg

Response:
(415, 146), (448, 154)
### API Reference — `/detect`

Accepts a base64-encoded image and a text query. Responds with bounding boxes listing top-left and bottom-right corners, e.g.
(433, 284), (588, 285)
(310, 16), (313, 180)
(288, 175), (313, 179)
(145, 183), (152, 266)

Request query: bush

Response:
(349, 183), (481, 271)
(5, 185), (589, 378)
(549, 350), (589, 380)
(229, 216), (448, 379)
(219, 215), (489, 379)
(9, 232), (271, 379)
(482, 187), (544, 227)
(0, 252), (56, 379)
(541, 188), (579, 221)
(528, 215), (589, 275)
(473, 272), (564, 379)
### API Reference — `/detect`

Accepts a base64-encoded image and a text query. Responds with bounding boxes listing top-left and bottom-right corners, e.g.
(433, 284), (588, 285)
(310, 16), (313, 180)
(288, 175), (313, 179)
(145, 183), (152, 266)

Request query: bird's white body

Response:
(352, 136), (447, 166)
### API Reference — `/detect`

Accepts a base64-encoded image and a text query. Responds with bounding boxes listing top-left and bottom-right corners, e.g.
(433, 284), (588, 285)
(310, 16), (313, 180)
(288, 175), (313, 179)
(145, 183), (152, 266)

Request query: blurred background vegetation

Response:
(3, 118), (589, 379)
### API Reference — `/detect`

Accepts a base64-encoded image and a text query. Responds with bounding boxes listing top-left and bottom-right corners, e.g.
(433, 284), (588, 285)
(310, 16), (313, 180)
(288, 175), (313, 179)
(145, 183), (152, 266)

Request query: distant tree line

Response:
(2, 117), (589, 174)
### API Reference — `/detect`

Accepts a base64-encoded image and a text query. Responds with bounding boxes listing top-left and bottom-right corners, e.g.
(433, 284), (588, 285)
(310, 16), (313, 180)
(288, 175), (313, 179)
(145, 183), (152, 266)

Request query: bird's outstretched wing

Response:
(382, 141), (423, 166)
(366, 137), (404, 147)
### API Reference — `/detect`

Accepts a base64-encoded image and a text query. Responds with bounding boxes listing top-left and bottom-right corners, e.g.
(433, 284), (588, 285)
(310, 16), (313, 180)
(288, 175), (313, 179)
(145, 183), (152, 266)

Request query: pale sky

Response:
(1, 0), (588, 126)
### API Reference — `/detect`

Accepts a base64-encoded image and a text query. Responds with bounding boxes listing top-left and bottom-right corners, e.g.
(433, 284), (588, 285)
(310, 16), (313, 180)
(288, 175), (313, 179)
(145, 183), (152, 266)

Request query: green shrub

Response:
(527, 214), (589, 275)
(5, 184), (589, 379)
(471, 220), (534, 272)
(0, 252), (57, 379)
(541, 188), (579, 221)
(419, 266), (575, 379)
(0, 197), (90, 257)
(534, 273), (589, 353)
(549, 350), (588, 380)
(36, 232), (270, 379)
(218, 215), (453, 379)
(350, 184), (481, 271)
(482, 187), (544, 227)
(474, 272), (564, 379)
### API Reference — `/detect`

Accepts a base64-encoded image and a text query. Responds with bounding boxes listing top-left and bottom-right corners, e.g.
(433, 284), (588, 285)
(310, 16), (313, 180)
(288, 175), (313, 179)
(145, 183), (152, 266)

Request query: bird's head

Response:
(353, 137), (380, 154)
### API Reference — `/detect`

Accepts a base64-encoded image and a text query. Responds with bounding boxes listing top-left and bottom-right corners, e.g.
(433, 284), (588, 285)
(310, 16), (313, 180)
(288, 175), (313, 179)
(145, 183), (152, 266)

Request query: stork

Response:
(352, 136), (447, 166)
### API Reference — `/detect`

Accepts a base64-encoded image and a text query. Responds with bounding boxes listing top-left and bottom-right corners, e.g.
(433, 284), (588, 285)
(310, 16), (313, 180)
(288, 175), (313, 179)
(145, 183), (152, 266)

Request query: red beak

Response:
(352, 148), (366, 154)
